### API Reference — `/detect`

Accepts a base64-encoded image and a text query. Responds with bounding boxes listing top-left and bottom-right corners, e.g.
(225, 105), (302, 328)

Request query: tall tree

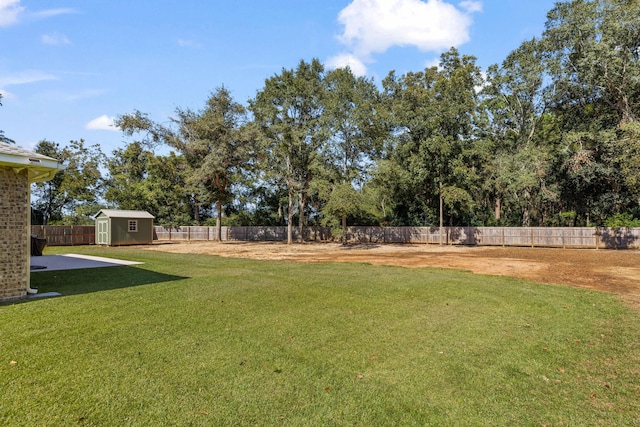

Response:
(543, 0), (640, 126)
(381, 67), (440, 226)
(481, 39), (560, 225)
(31, 140), (64, 224)
(105, 142), (193, 225)
(116, 87), (255, 234)
(541, 0), (640, 221)
(381, 48), (482, 232)
(116, 110), (204, 222)
(178, 87), (257, 240)
(250, 59), (326, 244)
(617, 122), (640, 208)
(317, 67), (384, 238)
(31, 139), (104, 224)
(431, 49), (484, 230)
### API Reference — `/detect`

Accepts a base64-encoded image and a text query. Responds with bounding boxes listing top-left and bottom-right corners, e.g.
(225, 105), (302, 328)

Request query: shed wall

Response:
(0, 166), (29, 301)
(110, 217), (153, 245)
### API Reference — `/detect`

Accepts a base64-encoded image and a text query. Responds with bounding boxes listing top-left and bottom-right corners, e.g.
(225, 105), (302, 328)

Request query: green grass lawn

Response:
(2, 246), (639, 426)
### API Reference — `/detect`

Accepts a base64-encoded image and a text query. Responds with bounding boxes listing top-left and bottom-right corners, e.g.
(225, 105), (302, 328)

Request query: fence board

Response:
(30, 225), (95, 246)
(29, 225), (640, 249)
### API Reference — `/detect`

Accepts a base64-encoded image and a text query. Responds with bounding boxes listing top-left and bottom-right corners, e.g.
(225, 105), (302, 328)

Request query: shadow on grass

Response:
(20, 266), (188, 301)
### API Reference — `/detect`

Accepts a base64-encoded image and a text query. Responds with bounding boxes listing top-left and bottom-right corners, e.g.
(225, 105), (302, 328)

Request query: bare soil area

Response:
(141, 241), (640, 307)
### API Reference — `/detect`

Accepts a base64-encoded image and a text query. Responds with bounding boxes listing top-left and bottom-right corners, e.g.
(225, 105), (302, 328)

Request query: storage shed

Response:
(0, 141), (63, 301)
(94, 209), (155, 246)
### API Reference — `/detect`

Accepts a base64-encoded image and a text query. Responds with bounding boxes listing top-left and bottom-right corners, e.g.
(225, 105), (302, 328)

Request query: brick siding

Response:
(0, 166), (29, 301)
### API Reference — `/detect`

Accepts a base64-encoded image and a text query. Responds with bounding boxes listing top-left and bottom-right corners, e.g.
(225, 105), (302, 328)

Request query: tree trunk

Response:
(298, 191), (305, 243)
(342, 212), (347, 244)
(522, 190), (531, 227)
(193, 196), (200, 224)
(619, 95), (634, 124)
(215, 199), (222, 241)
(522, 209), (530, 227)
(439, 179), (444, 245)
(287, 189), (294, 245)
(43, 206), (50, 226)
(495, 197), (501, 221)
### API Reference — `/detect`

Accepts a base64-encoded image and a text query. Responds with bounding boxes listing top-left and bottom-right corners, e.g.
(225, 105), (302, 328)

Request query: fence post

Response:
(531, 228), (534, 248)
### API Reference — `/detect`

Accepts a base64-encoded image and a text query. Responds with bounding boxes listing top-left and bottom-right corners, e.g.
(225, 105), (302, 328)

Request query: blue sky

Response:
(1, 0), (557, 155)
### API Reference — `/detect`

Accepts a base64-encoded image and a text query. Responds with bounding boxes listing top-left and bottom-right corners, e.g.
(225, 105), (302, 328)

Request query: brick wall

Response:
(0, 166), (29, 301)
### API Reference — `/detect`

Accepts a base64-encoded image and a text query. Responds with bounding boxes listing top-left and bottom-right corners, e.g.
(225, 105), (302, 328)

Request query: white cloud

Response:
(0, 70), (57, 87)
(424, 57), (441, 69)
(42, 32), (71, 45)
(31, 8), (77, 19)
(475, 70), (488, 93)
(0, 2), (76, 27)
(326, 53), (368, 76)
(58, 89), (108, 102)
(177, 39), (202, 48)
(0, 0), (24, 27)
(86, 115), (118, 132)
(0, 88), (16, 100)
(459, 0), (482, 13)
(335, 0), (480, 65)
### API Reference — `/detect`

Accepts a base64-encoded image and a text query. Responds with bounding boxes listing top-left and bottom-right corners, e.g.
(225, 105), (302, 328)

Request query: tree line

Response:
(30, 0), (640, 242)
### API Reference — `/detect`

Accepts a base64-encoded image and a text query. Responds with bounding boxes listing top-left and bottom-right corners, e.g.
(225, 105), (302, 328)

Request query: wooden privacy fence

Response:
(154, 225), (640, 249)
(345, 226), (640, 249)
(31, 225), (95, 246)
(29, 225), (640, 249)
(153, 226), (332, 242)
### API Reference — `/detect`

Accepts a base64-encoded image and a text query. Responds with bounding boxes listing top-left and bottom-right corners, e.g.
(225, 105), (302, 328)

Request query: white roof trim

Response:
(0, 142), (63, 183)
(94, 209), (155, 219)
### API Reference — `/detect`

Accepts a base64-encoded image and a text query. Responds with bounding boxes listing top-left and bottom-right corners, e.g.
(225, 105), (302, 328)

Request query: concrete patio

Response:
(30, 254), (143, 272)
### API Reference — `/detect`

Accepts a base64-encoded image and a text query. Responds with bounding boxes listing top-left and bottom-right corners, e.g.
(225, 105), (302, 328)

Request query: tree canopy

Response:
(29, 0), (640, 230)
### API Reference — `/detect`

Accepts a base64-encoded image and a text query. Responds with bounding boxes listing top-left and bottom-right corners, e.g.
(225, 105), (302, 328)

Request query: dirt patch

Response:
(141, 241), (640, 307)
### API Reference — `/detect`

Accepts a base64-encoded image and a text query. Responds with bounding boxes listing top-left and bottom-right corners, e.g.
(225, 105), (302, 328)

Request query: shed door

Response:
(97, 219), (109, 245)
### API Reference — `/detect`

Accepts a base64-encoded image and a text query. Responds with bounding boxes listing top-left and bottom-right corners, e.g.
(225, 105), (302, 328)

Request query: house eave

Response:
(0, 154), (63, 183)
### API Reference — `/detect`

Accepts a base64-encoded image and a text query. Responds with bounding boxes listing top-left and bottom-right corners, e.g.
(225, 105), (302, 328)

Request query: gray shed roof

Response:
(0, 141), (63, 183)
(94, 209), (155, 219)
